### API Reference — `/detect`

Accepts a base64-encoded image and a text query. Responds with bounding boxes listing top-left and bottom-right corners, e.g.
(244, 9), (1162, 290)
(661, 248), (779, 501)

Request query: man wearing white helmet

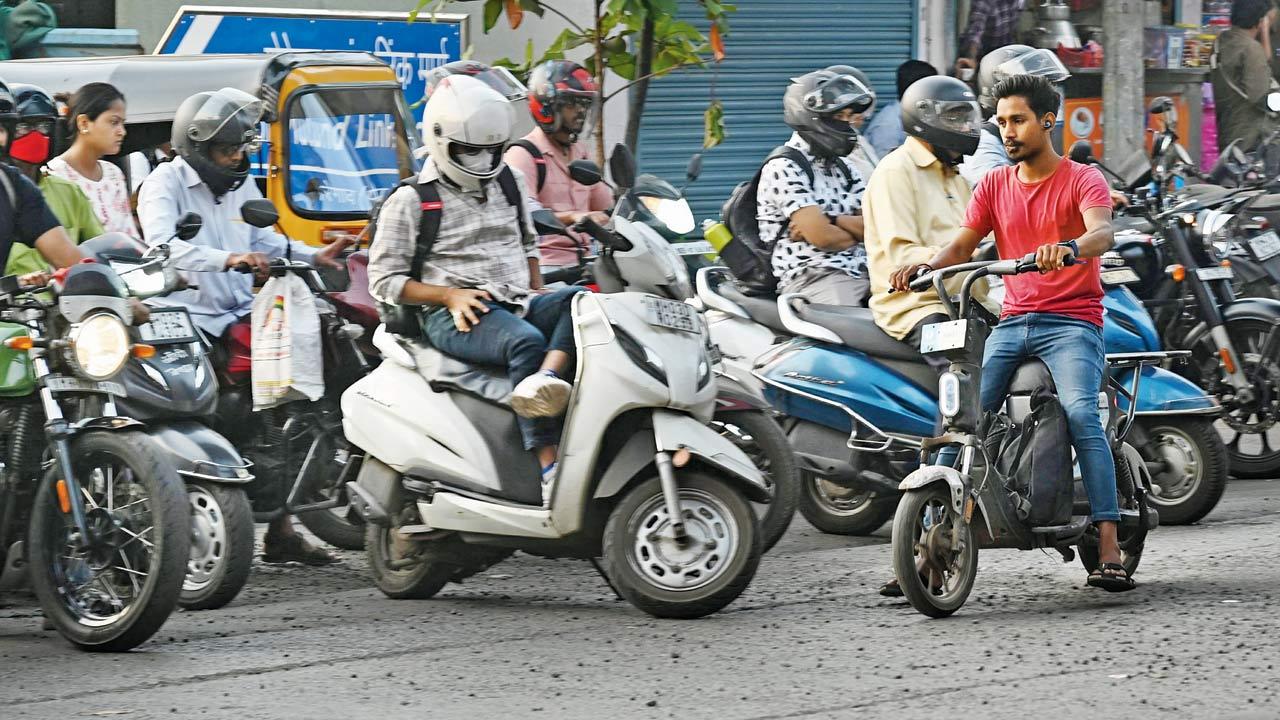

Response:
(367, 75), (583, 498)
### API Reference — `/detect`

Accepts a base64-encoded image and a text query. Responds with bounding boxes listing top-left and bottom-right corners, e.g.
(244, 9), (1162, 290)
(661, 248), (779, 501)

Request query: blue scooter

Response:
(700, 264), (1226, 534)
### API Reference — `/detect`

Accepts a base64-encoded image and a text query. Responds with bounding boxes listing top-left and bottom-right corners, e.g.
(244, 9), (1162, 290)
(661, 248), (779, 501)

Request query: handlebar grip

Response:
(232, 262), (254, 274)
(575, 216), (632, 252)
(906, 267), (934, 292)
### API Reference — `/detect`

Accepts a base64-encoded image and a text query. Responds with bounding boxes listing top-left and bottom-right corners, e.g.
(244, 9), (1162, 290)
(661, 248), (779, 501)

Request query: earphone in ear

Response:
(1043, 120), (1053, 129)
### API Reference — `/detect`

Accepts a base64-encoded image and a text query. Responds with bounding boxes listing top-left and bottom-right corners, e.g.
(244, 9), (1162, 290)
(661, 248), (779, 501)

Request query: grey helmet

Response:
(977, 44), (1070, 113)
(824, 65), (877, 120)
(901, 75), (983, 164)
(171, 87), (265, 197)
(783, 69), (874, 159)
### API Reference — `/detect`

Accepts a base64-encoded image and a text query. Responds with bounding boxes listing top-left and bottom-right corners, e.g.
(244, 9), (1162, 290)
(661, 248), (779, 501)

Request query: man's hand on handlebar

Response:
(890, 263), (932, 293)
(312, 235), (354, 270)
(1034, 243), (1075, 272)
(568, 211), (610, 227)
(226, 252), (271, 278)
(443, 287), (492, 333)
(1110, 190), (1129, 209)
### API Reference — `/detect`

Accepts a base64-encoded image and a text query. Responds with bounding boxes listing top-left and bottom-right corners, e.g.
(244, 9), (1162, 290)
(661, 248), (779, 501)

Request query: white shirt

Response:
(137, 157), (318, 336)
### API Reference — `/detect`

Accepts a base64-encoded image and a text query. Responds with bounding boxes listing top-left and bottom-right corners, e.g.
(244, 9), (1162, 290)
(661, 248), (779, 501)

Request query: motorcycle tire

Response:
(365, 510), (452, 600)
(1136, 417), (1227, 525)
(299, 506), (366, 551)
(797, 473), (897, 536)
(890, 484), (977, 618)
(1190, 317), (1280, 478)
(180, 481), (255, 611)
(602, 472), (760, 619)
(28, 431), (189, 652)
(711, 410), (797, 553)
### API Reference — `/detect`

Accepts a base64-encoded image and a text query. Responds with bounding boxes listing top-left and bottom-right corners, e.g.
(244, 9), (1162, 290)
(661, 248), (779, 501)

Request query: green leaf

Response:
(704, 99), (726, 149)
(482, 0), (505, 32)
(524, 38), (535, 65)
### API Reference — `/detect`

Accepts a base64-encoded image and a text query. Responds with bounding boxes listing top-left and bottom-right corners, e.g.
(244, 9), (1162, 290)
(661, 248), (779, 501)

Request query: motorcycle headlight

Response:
(67, 312), (131, 380)
(640, 196), (696, 235)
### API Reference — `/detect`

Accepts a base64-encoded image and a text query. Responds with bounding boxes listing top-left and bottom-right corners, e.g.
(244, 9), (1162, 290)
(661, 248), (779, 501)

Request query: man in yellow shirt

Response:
(866, 75), (985, 372)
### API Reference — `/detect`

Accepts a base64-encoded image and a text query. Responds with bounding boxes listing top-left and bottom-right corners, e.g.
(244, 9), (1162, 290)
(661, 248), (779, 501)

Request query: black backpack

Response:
(508, 139), (547, 195)
(996, 387), (1075, 527)
(374, 166), (523, 338)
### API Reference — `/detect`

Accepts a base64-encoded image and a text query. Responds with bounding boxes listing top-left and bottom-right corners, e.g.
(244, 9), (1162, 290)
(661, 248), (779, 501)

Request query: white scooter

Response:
(341, 209), (768, 619)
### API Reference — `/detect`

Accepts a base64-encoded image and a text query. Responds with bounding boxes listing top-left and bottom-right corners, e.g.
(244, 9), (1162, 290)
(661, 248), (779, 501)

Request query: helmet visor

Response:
(472, 66), (529, 102)
(913, 99), (983, 137)
(187, 88), (266, 144)
(803, 74), (875, 115)
(993, 48), (1070, 85)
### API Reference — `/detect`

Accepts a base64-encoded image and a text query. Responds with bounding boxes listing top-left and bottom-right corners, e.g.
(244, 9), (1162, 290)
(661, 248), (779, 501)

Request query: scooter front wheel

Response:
(179, 481), (254, 611)
(890, 484), (977, 618)
(602, 472), (760, 619)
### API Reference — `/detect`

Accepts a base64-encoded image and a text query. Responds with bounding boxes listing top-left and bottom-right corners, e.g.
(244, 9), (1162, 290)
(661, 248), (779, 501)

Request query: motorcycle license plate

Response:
(919, 319), (969, 353)
(1100, 267), (1141, 286)
(1249, 230), (1280, 261)
(1195, 266), (1235, 281)
(643, 296), (699, 333)
(674, 241), (716, 256)
(137, 308), (197, 344)
(44, 376), (126, 396)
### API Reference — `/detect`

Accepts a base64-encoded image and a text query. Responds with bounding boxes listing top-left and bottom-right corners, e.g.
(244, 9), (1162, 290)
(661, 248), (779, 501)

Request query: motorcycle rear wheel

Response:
(28, 431), (189, 651)
(710, 410), (797, 552)
(798, 473), (896, 536)
(1137, 417), (1227, 525)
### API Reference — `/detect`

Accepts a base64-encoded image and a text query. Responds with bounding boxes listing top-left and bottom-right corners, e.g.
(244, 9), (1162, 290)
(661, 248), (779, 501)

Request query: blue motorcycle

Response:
(701, 266), (1226, 533)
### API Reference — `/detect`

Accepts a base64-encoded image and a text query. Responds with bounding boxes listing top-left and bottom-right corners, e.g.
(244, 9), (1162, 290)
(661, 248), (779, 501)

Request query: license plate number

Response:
(1249, 230), (1280, 261)
(1196, 266), (1235, 281)
(920, 319), (969, 353)
(44, 376), (126, 396)
(674, 241), (716, 256)
(138, 308), (196, 343)
(1101, 267), (1141, 285)
(643, 296), (699, 333)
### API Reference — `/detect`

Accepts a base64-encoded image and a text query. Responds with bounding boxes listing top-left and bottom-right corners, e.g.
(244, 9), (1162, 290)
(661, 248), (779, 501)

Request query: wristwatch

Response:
(1061, 239), (1080, 258)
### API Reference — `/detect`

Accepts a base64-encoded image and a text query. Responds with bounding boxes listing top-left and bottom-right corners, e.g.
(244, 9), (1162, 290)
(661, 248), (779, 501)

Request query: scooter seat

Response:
(718, 283), (787, 334)
(403, 341), (513, 406)
(1007, 360), (1055, 394)
(791, 302), (927, 363)
(1182, 183), (1235, 205)
(1249, 192), (1280, 212)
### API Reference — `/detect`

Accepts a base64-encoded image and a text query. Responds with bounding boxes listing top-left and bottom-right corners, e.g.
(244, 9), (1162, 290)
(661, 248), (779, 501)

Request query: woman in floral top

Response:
(47, 82), (140, 240)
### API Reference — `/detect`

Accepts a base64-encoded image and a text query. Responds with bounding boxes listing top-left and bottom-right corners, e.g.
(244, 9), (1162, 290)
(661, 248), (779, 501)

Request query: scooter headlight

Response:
(614, 323), (668, 385)
(938, 372), (961, 419)
(67, 312), (131, 380)
(640, 196), (696, 235)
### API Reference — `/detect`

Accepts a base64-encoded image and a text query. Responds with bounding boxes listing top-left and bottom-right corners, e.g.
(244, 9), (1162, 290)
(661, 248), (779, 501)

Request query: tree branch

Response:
(604, 59), (705, 102)
(624, 13), (656, 153)
(536, 2), (587, 34)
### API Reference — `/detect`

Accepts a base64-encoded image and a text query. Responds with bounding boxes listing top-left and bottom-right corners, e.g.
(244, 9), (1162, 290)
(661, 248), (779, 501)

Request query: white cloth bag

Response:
(251, 273), (325, 410)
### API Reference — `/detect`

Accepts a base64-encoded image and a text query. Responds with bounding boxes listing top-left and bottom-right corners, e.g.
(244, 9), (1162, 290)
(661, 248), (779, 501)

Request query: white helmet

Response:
(423, 74), (515, 192)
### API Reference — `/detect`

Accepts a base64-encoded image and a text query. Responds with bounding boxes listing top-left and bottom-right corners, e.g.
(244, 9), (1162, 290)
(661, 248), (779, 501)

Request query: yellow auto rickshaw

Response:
(0, 51), (422, 247)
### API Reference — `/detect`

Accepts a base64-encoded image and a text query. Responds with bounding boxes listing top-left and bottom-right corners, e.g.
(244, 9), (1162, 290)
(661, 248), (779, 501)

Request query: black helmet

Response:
(171, 87), (265, 197)
(9, 83), (55, 121)
(783, 70), (874, 159)
(824, 65), (877, 119)
(425, 60), (527, 103)
(901, 75), (983, 163)
(527, 60), (598, 140)
(0, 79), (16, 123)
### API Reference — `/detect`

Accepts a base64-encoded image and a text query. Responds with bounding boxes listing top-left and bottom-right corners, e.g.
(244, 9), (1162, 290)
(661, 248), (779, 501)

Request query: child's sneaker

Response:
(511, 370), (571, 418)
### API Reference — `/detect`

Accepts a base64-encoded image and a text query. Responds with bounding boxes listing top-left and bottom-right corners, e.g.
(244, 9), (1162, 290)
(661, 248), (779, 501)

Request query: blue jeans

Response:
(980, 313), (1120, 522)
(424, 286), (585, 450)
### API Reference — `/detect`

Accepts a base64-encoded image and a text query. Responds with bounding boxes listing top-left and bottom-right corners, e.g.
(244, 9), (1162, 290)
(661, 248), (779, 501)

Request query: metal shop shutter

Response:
(634, 0), (918, 223)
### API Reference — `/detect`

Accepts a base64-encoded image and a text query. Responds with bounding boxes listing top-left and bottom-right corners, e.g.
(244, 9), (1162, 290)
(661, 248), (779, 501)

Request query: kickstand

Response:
(589, 558), (623, 600)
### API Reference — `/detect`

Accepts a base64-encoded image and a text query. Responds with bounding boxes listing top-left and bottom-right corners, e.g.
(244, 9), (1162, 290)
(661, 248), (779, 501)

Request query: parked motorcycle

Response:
(81, 227), (257, 611)
(892, 254), (1160, 617)
(0, 264), (188, 650)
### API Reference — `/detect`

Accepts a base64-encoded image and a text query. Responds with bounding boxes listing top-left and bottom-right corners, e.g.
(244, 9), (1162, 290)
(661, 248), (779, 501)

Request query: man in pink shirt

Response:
(890, 74), (1133, 592)
(504, 60), (612, 270)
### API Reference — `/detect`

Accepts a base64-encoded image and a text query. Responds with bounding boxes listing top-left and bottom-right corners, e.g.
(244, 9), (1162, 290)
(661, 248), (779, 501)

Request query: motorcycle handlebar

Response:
(542, 265), (586, 285)
(905, 251), (1077, 293)
(574, 216), (632, 252)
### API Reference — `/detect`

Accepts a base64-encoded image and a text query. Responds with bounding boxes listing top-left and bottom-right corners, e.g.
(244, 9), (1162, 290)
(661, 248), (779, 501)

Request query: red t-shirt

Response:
(963, 159), (1113, 325)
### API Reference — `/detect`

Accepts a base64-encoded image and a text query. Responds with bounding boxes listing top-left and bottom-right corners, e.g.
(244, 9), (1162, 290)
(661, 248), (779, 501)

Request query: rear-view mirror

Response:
(175, 212), (202, 241)
(686, 153), (704, 183)
(531, 209), (569, 236)
(609, 143), (636, 191)
(568, 160), (603, 187)
(240, 199), (280, 229)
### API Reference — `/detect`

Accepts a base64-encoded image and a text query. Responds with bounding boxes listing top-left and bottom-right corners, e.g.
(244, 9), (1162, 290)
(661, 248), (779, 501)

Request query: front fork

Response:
(32, 353), (94, 549)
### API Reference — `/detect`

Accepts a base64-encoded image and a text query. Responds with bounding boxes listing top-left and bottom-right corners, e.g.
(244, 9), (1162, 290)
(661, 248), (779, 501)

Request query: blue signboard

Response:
(156, 8), (464, 137)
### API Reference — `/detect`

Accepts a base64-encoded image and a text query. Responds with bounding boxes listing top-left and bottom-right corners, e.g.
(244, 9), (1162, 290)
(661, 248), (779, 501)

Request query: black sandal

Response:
(1087, 562), (1136, 593)
(879, 573), (942, 598)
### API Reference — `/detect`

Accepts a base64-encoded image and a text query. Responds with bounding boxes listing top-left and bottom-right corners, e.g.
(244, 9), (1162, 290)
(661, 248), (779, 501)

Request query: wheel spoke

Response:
(106, 466), (115, 512)
(117, 525), (155, 549)
(92, 574), (124, 608)
(115, 550), (144, 595)
(79, 486), (99, 510)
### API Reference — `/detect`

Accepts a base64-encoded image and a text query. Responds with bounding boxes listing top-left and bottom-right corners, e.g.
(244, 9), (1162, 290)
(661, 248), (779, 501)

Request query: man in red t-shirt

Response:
(890, 74), (1134, 592)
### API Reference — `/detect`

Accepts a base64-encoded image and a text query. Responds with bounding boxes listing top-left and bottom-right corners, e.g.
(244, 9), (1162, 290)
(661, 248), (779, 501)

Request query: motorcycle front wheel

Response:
(1190, 318), (1280, 478)
(602, 472), (760, 619)
(890, 484), (977, 618)
(28, 431), (189, 651)
(710, 410), (797, 553)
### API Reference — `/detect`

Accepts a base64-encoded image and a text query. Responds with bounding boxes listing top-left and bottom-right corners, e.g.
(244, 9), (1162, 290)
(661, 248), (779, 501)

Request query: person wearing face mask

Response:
(503, 60), (612, 271)
(368, 75), (584, 505)
(0, 79), (89, 282)
(758, 69), (875, 306)
(3, 82), (103, 277)
(47, 83), (140, 240)
(137, 87), (351, 565)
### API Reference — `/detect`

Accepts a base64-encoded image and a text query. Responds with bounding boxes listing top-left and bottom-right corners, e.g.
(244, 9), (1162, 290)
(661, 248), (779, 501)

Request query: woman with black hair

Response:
(47, 82), (139, 239)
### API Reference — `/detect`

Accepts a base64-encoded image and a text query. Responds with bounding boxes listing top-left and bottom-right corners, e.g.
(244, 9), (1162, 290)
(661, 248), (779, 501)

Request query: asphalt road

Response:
(3, 479), (1279, 720)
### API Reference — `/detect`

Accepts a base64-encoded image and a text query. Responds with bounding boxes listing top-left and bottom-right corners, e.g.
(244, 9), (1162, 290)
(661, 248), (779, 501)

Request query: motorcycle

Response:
(0, 263), (188, 650)
(891, 254), (1161, 617)
(537, 146), (799, 553)
(341, 207), (769, 618)
(213, 200), (370, 551)
(81, 226), (257, 611)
